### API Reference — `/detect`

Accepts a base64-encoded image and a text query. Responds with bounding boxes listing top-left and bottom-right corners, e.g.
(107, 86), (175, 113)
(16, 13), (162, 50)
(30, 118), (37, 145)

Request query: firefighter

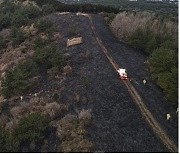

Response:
(143, 79), (147, 85)
(176, 108), (178, 114)
(20, 96), (23, 101)
(166, 113), (171, 120)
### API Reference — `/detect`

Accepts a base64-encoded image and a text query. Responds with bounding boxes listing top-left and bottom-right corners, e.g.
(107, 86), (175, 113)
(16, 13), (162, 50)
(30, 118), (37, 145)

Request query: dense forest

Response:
(75, 0), (178, 20)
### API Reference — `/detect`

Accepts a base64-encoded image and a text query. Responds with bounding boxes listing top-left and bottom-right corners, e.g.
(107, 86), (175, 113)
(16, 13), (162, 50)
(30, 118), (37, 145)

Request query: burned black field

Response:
(43, 13), (178, 152)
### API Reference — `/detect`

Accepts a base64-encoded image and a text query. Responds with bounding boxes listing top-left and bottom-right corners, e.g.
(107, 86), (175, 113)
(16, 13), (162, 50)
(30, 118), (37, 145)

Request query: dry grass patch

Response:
(63, 65), (72, 74)
(55, 109), (93, 152)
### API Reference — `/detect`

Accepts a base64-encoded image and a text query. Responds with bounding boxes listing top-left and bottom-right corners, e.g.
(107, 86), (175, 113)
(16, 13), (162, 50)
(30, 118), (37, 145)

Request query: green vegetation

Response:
(89, 0), (178, 19)
(14, 113), (50, 144)
(35, 44), (65, 69)
(11, 27), (26, 47)
(0, 113), (49, 152)
(103, 12), (116, 24)
(34, 19), (54, 34)
(0, 12), (65, 98)
(42, 4), (55, 16)
(2, 42), (65, 98)
(0, 127), (19, 152)
(68, 27), (77, 36)
(111, 11), (178, 106)
(30, 0), (119, 13)
(149, 47), (178, 105)
(0, 38), (7, 51)
(0, 0), (41, 30)
(2, 60), (39, 98)
(82, 76), (89, 87)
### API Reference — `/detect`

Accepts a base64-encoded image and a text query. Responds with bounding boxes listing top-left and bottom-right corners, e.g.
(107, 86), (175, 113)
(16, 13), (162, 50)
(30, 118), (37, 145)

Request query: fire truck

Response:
(117, 68), (128, 80)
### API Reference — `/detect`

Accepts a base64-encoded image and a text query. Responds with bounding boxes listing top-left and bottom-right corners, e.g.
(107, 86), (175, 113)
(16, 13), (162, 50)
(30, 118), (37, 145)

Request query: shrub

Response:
(68, 27), (77, 36)
(104, 12), (116, 24)
(78, 109), (92, 125)
(34, 36), (48, 48)
(63, 65), (72, 74)
(10, 105), (29, 120)
(11, 4), (41, 27)
(0, 126), (19, 152)
(56, 114), (78, 140)
(14, 113), (49, 144)
(35, 19), (54, 34)
(128, 27), (154, 52)
(0, 37), (6, 51)
(42, 4), (55, 16)
(11, 14), (29, 28)
(34, 44), (65, 69)
(149, 47), (177, 105)
(2, 60), (39, 98)
(61, 137), (92, 152)
(11, 27), (26, 47)
(55, 110), (93, 152)
(43, 102), (68, 119)
(82, 76), (89, 87)
(0, 13), (11, 30)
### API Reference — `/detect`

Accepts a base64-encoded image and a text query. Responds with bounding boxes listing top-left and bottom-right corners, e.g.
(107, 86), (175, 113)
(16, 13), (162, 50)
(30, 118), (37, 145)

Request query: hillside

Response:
(0, 0), (178, 152)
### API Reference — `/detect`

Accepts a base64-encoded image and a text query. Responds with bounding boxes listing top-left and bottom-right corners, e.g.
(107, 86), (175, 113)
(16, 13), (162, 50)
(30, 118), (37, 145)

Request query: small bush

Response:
(0, 13), (11, 30)
(34, 44), (65, 69)
(104, 12), (116, 24)
(82, 76), (89, 87)
(42, 4), (55, 16)
(35, 19), (54, 34)
(61, 137), (92, 152)
(2, 60), (39, 98)
(68, 27), (77, 36)
(56, 114), (78, 140)
(78, 109), (92, 125)
(14, 113), (49, 144)
(10, 105), (28, 120)
(0, 37), (6, 51)
(56, 110), (93, 152)
(63, 65), (72, 74)
(11, 27), (26, 47)
(34, 36), (48, 48)
(43, 102), (68, 119)
(0, 126), (19, 152)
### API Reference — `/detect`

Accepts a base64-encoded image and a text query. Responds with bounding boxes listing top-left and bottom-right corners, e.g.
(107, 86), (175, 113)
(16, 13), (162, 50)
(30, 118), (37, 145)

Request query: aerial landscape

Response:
(0, 0), (178, 152)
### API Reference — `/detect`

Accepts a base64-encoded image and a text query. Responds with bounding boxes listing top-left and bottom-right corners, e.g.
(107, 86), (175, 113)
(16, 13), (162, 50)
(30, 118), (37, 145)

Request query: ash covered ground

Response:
(46, 13), (177, 152)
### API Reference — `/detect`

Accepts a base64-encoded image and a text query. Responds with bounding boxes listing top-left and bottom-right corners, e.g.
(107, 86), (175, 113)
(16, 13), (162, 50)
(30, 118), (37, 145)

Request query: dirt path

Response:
(85, 14), (178, 152)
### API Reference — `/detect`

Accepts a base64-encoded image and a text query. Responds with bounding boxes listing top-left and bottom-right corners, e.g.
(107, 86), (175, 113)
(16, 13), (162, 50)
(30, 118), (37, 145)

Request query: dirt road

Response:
(48, 13), (178, 152)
